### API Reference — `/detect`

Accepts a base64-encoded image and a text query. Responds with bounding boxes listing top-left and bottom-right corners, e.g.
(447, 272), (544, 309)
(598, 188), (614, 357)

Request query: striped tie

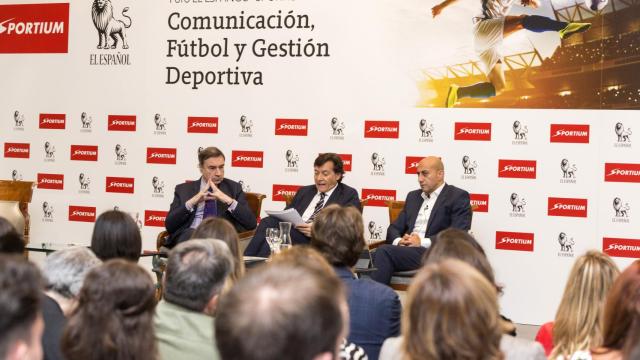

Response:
(307, 192), (326, 223)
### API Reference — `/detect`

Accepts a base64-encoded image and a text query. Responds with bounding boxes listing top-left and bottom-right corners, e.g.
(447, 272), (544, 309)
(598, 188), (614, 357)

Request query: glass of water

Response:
(265, 228), (281, 255)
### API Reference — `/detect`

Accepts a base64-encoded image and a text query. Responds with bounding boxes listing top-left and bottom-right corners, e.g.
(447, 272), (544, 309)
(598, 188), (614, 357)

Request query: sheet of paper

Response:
(265, 208), (305, 225)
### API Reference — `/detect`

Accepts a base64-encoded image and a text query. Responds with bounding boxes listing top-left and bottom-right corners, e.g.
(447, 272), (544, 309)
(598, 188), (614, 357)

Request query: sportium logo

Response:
(275, 118), (308, 136)
(144, 210), (167, 227)
(105, 177), (135, 194)
(187, 116), (218, 134)
(37, 173), (64, 190)
(68, 205), (96, 223)
(498, 160), (537, 179)
(272, 184), (302, 202)
(603, 237), (640, 258)
(361, 189), (396, 207)
(70, 145), (98, 161)
(550, 124), (590, 143)
(39, 113), (65, 129)
(108, 115), (136, 131)
(604, 163), (640, 183)
(337, 154), (352, 172)
(0, 3), (69, 53)
(495, 231), (534, 252)
(364, 120), (399, 139)
(4, 142), (30, 158)
(231, 150), (264, 168)
(548, 197), (588, 217)
(454, 122), (491, 141)
(146, 147), (177, 165)
(470, 193), (489, 212)
(405, 156), (424, 174)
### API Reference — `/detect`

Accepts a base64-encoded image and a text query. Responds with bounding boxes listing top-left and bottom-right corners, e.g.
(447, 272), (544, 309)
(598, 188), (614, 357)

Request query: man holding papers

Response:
(244, 153), (361, 257)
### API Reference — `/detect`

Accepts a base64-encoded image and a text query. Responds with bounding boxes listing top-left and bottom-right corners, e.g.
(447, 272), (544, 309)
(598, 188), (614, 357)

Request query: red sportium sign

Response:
(0, 3), (69, 53)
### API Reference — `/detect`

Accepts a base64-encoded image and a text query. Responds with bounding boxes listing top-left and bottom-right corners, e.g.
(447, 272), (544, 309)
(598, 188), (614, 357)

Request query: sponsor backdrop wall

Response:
(1, 0), (639, 325)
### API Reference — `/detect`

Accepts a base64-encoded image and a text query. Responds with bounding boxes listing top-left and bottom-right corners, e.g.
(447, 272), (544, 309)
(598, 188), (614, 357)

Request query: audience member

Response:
(216, 249), (348, 360)
(590, 260), (640, 360)
(42, 247), (101, 360)
(379, 259), (502, 360)
(535, 251), (619, 358)
(0, 217), (24, 254)
(192, 217), (244, 281)
(0, 255), (44, 360)
(155, 239), (233, 360)
(90, 210), (142, 262)
(311, 205), (401, 360)
(62, 259), (157, 360)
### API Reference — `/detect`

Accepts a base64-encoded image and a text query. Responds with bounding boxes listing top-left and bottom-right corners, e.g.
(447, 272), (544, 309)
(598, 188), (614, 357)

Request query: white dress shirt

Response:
(392, 182), (445, 248)
(301, 184), (337, 222)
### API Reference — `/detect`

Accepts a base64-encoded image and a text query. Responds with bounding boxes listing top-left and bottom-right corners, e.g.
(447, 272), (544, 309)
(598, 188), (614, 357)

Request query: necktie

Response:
(307, 192), (326, 223)
(203, 187), (218, 219)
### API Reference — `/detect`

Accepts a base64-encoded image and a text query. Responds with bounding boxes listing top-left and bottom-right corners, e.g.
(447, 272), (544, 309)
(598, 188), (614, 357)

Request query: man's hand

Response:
(207, 179), (234, 205)
(295, 223), (312, 237)
(186, 187), (215, 209)
(431, 4), (444, 17)
(398, 233), (421, 247)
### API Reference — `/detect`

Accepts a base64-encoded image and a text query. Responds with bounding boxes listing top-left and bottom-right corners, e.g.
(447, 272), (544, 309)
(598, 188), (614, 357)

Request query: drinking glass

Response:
(265, 228), (281, 255)
(279, 222), (292, 250)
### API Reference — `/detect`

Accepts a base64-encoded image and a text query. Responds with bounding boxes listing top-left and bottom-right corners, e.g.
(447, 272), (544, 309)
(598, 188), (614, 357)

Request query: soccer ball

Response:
(585, 0), (608, 11)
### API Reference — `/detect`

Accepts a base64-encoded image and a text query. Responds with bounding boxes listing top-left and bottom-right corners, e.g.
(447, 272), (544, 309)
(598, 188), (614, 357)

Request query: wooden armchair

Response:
(0, 180), (34, 246)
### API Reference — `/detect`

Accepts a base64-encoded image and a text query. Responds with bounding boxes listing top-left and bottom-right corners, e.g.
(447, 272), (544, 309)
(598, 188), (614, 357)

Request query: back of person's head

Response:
(0, 217), (24, 254)
(402, 259), (502, 360)
(0, 255), (43, 360)
(62, 259), (157, 360)
(163, 238), (233, 313)
(216, 251), (346, 360)
(191, 217), (244, 280)
(43, 246), (101, 299)
(551, 251), (620, 358)
(311, 204), (365, 267)
(600, 260), (640, 357)
(432, 228), (486, 255)
(90, 210), (142, 262)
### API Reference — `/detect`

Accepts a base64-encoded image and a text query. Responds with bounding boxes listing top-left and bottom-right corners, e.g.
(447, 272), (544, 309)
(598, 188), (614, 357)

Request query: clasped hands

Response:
(398, 233), (422, 247)
(186, 179), (233, 208)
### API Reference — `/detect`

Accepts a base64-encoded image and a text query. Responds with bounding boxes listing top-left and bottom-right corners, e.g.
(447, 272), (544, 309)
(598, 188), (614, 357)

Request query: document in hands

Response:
(265, 208), (305, 225)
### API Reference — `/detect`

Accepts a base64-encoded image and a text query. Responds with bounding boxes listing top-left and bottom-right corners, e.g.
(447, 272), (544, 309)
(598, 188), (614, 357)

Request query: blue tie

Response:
(203, 187), (218, 219)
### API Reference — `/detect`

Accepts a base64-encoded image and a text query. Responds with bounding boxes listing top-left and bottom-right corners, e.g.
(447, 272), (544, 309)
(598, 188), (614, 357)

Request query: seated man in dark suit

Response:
(370, 156), (472, 285)
(244, 153), (361, 257)
(164, 147), (257, 248)
(311, 204), (401, 360)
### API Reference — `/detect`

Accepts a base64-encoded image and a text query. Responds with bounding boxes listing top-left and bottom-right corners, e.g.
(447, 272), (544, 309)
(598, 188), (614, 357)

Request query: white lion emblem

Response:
(368, 221), (383, 239)
(560, 159), (577, 178)
(371, 153), (385, 171)
(79, 173), (91, 190)
(331, 117), (345, 135)
(81, 112), (92, 128)
(42, 202), (54, 218)
(510, 193), (526, 212)
(615, 122), (631, 142)
(14, 111), (24, 127)
(152, 176), (165, 193)
(285, 150), (299, 168)
(419, 119), (434, 137)
(613, 197), (630, 217)
(240, 115), (253, 133)
(462, 156), (478, 175)
(115, 144), (127, 161)
(91, 0), (132, 49)
(558, 233), (574, 252)
(513, 121), (528, 140)
(11, 170), (22, 181)
(154, 113), (166, 130)
(44, 142), (56, 158)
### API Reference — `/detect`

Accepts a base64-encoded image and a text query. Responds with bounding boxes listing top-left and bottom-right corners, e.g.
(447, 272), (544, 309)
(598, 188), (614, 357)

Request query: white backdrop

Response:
(1, 0), (639, 325)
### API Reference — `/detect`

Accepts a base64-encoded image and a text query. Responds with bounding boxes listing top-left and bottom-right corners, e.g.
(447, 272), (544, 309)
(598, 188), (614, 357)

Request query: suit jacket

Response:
(386, 184), (472, 244)
(164, 178), (257, 247)
(336, 267), (401, 360)
(285, 183), (362, 214)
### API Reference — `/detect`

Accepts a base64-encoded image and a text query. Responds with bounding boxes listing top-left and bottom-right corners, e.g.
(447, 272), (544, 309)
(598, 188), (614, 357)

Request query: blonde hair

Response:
(550, 251), (620, 359)
(402, 259), (503, 360)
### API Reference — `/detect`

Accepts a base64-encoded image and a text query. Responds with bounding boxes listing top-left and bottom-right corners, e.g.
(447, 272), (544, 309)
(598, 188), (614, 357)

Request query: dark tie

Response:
(203, 187), (218, 219)
(307, 192), (326, 223)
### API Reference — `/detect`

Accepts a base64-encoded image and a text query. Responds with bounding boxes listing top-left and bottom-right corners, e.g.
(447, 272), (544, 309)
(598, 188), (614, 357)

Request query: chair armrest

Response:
(367, 240), (386, 250)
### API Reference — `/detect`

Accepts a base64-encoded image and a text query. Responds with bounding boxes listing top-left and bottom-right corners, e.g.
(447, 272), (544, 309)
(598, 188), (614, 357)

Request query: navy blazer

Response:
(386, 184), (472, 243)
(285, 182), (362, 214)
(336, 267), (401, 360)
(164, 178), (257, 247)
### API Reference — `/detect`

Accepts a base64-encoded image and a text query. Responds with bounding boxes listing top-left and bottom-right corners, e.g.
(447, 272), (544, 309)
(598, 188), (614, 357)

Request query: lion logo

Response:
(613, 197), (630, 217)
(154, 113), (166, 131)
(510, 193), (526, 212)
(115, 144), (127, 161)
(91, 0), (132, 49)
(330, 117), (345, 135)
(560, 159), (577, 178)
(419, 119), (434, 138)
(240, 115), (253, 133)
(371, 153), (385, 171)
(615, 122), (631, 142)
(14, 110), (25, 127)
(558, 232), (574, 252)
(462, 155), (478, 175)
(79, 173), (91, 190)
(80, 112), (92, 128)
(285, 150), (299, 168)
(152, 176), (165, 194)
(11, 170), (22, 181)
(44, 141), (56, 158)
(368, 221), (383, 239)
(239, 180), (251, 193)
(42, 202), (54, 218)
(513, 121), (528, 140)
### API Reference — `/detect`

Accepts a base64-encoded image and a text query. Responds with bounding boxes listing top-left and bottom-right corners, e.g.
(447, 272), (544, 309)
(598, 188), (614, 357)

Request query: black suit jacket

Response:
(285, 183), (362, 214)
(164, 178), (257, 247)
(386, 184), (472, 243)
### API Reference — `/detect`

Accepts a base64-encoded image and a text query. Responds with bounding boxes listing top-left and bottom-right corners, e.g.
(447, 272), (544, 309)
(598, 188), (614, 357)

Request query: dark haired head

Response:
(91, 210), (142, 262)
(62, 259), (157, 360)
(0, 217), (24, 254)
(192, 217), (244, 280)
(311, 204), (365, 267)
(198, 146), (225, 166)
(314, 153), (344, 182)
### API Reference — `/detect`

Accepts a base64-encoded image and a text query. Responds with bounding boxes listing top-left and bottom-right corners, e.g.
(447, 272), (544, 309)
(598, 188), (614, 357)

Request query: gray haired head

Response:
(164, 238), (234, 312)
(44, 246), (101, 298)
